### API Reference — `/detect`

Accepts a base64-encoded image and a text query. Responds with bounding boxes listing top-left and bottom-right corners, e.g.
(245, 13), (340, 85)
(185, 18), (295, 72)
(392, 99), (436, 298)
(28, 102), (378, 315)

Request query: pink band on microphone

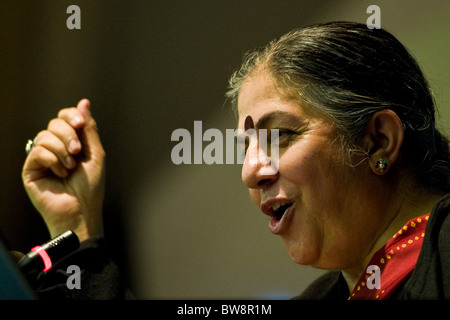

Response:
(31, 245), (52, 272)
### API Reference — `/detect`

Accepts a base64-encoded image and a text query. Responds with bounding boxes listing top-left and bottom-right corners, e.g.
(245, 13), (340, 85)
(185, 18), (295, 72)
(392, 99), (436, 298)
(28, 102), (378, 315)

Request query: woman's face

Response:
(237, 71), (389, 270)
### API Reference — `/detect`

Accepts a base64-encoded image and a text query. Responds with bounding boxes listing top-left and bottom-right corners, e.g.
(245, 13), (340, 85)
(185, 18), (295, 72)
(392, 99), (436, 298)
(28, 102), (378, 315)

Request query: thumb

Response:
(77, 98), (92, 120)
(76, 99), (104, 160)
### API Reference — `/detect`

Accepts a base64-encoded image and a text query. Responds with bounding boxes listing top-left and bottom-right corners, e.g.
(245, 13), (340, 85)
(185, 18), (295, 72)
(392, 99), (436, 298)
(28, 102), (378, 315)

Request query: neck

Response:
(341, 191), (443, 293)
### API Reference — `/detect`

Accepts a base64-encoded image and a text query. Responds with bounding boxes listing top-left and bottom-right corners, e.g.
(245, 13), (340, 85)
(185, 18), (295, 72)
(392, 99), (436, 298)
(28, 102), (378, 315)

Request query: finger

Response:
(47, 118), (82, 155)
(57, 106), (85, 129)
(24, 145), (69, 180)
(76, 99), (105, 161)
(34, 130), (77, 169)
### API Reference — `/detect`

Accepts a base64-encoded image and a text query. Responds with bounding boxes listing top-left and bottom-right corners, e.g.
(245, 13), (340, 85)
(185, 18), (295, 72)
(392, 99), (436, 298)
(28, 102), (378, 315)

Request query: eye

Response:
(270, 129), (295, 143)
(277, 129), (294, 137)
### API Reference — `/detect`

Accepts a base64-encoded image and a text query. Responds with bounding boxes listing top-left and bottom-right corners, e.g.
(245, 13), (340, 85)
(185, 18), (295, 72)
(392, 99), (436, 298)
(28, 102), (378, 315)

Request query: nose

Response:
(241, 136), (279, 189)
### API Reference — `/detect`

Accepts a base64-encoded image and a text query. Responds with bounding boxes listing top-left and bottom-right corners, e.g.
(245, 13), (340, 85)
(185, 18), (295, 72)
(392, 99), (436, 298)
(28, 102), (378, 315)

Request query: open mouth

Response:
(263, 201), (295, 234)
(261, 199), (295, 234)
(271, 202), (293, 221)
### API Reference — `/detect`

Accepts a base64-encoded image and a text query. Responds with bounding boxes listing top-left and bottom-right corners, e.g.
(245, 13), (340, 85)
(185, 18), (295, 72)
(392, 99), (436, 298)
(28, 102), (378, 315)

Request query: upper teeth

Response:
(272, 202), (287, 212)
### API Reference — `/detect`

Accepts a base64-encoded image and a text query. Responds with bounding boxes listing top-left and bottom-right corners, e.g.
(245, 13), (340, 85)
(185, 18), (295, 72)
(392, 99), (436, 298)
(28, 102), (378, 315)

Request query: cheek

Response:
(278, 141), (357, 267)
(279, 142), (344, 189)
(280, 137), (350, 199)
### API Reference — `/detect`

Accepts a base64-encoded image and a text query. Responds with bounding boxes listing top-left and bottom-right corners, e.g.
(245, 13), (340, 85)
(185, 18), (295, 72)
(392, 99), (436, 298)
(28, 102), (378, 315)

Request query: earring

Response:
(374, 159), (388, 173)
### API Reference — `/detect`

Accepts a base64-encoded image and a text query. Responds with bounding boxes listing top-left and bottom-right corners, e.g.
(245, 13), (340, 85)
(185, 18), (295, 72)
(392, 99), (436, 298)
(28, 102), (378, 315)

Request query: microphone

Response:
(18, 230), (80, 274)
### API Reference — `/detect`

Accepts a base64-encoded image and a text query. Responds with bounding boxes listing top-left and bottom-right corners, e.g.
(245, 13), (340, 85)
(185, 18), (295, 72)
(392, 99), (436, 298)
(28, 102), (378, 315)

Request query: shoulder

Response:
(292, 270), (347, 300)
(402, 193), (450, 299)
(426, 194), (450, 256)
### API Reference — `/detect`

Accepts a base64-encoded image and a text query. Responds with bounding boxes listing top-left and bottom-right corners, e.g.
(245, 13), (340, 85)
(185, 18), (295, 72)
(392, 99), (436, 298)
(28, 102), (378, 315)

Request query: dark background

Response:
(1, 0), (449, 298)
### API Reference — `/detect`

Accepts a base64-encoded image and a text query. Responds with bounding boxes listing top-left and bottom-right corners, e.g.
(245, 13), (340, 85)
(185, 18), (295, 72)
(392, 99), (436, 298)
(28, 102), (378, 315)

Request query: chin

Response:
(284, 240), (321, 267)
(287, 244), (350, 271)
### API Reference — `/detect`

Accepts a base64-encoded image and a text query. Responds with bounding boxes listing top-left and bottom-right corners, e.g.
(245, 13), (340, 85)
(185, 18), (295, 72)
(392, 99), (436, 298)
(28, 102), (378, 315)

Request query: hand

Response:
(22, 99), (106, 242)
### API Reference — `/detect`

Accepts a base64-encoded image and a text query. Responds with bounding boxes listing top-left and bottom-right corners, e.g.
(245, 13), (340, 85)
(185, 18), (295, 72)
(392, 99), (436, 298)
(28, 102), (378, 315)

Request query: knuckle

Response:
(47, 118), (77, 140)
(57, 107), (76, 118)
(47, 117), (65, 130)
(30, 144), (45, 158)
(34, 130), (49, 143)
(58, 107), (83, 126)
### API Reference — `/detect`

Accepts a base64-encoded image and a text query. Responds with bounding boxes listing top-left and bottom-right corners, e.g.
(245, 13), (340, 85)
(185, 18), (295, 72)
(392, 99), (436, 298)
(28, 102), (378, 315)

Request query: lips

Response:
(261, 200), (295, 234)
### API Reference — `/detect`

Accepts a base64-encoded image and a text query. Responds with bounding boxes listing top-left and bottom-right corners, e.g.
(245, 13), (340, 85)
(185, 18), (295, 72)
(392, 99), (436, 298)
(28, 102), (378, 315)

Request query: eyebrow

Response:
(254, 110), (302, 129)
(234, 110), (304, 142)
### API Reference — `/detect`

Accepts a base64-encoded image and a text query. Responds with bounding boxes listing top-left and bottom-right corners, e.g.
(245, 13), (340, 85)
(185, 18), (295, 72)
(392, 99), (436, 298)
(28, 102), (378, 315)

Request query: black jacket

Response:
(33, 236), (132, 299)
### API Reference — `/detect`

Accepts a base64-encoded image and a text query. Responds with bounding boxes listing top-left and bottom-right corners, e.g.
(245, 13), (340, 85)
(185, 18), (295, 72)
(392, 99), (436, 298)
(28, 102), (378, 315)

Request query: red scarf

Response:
(349, 213), (430, 300)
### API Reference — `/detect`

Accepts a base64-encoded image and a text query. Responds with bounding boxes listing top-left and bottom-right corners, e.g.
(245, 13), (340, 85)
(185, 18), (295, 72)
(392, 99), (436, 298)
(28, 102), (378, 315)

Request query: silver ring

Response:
(25, 139), (35, 155)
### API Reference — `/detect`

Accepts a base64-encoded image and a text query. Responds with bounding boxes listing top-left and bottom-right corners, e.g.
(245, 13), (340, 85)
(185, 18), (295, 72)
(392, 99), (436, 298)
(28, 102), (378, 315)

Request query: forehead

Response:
(237, 71), (319, 128)
(237, 71), (282, 116)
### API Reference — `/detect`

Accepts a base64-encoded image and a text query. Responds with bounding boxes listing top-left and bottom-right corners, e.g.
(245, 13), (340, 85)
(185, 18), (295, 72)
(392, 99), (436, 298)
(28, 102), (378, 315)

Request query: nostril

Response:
(257, 178), (273, 187)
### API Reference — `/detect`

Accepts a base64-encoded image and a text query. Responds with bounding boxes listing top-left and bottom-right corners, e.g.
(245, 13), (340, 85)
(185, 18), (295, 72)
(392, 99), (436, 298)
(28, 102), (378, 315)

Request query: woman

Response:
(226, 21), (450, 299)
(21, 22), (450, 299)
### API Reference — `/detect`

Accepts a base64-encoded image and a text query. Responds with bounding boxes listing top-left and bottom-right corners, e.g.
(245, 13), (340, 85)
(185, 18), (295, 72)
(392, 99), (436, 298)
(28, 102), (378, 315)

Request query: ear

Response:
(361, 109), (404, 175)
